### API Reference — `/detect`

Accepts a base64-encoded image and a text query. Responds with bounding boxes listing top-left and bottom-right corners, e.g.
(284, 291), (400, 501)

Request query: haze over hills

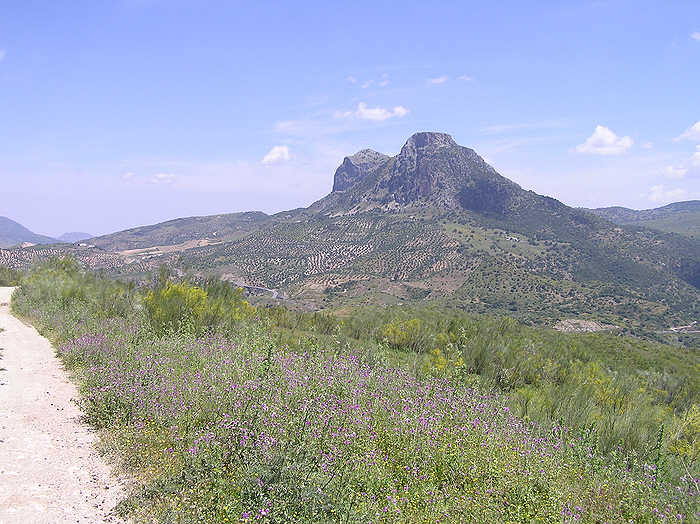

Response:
(3, 132), (700, 339)
(0, 217), (59, 248)
(588, 201), (700, 241)
(57, 232), (93, 243)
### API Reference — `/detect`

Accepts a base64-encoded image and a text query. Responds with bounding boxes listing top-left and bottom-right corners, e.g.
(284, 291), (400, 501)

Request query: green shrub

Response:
(144, 281), (210, 335)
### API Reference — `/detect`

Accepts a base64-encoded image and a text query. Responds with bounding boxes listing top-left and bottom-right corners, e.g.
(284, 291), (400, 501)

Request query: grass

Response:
(10, 259), (700, 522)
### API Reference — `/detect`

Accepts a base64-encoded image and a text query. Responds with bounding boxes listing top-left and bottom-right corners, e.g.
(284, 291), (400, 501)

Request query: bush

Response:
(144, 279), (256, 336)
(144, 281), (210, 335)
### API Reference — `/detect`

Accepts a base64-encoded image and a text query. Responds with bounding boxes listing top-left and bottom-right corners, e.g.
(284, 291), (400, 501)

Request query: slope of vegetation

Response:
(639, 213), (700, 241)
(3, 204), (700, 342)
(11, 260), (700, 522)
(0, 264), (22, 286)
(589, 202), (700, 241)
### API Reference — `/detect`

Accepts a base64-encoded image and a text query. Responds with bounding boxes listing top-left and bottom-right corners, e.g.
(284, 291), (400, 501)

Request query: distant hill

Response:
(58, 232), (93, 243)
(587, 201), (700, 240)
(3, 132), (700, 338)
(89, 211), (270, 251)
(0, 217), (58, 248)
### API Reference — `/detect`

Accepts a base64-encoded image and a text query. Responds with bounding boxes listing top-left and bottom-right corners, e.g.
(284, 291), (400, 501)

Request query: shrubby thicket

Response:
(10, 259), (699, 522)
(0, 265), (22, 286)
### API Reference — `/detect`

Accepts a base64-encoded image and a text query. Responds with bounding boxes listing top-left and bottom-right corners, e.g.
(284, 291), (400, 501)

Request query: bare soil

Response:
(0, 287), (126, 523)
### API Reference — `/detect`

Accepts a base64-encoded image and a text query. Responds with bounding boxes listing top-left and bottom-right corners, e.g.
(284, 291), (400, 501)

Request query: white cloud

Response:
(150, 173), (176, 184)
(335, 102), (409, 122)
(676, 121), (700, 142)
(378, 73), (389, 87)
(346, 75), (357, 84)
(361, 80), (373, 89)
(122, 172), (135, 181)
(648, 184), (688, 204)
(642, 142), (653, 149)
(429, 76), (448, 84)
(457, 74), (473, 82)
(663, 165), (687, 179)
(0, 49), (6, 61)
(262, 145), (291, 165)
(691, 32), (700, 41)
(575, 125), (633, 155)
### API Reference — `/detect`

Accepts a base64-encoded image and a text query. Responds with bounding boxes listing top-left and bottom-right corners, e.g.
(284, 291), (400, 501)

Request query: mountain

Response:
(0, 217), (59, 248)
(58, 232), (93, 243)
(314, 132), (525, 214)
(587, 201), (700, 240)
(3, 132), (700, 338)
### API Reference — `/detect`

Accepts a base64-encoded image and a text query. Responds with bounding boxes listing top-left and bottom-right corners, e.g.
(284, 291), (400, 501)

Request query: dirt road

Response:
(0, 287), (125, 523)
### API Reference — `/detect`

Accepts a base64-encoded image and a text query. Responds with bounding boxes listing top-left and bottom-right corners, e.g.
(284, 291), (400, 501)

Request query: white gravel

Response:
(0, 287), (126, 523)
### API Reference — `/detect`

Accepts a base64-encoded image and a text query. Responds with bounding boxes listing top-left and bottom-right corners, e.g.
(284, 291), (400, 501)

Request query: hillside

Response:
(3, 133), (700, 337)
(12, 264), (698, 522)
(89, 211), (270, 251)
(0, 217), (58, 248)
(174, 133), (700, 332)
(588, 201), (700, 240)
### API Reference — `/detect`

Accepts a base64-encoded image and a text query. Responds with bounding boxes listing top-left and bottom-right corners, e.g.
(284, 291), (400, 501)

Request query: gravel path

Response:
(0, 287), (126, 523)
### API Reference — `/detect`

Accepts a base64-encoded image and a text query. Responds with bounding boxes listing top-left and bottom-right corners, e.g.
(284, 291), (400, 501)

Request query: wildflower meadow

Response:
(9, 259), (699, 522)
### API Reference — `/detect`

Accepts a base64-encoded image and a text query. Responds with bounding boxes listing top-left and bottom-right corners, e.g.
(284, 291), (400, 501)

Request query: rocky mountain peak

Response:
(401, 132), (456, 153)
(332, 149), (389, 192)
(319, 131), (528, 216)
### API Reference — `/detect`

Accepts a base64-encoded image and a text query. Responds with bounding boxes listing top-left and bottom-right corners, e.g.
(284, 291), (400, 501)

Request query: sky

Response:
(1, 1), (700, 237)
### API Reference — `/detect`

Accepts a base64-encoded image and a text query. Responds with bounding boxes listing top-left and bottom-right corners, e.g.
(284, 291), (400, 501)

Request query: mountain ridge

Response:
(0, 217), (59, 248)
(587, 201), (700, 240)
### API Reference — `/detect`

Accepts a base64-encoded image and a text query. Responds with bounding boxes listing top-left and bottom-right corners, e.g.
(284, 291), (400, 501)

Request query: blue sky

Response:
(1, 1), (699, 237)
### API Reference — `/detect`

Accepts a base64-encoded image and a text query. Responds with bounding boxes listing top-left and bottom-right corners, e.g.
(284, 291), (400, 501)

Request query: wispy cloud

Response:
(262, 145), (291, 165)
(648, 184), (688, 204)
(120, 171), (177, 185)
(429, 76), (449, 84)
(691, 32), (700, 41)
(575, 125), (633, 155)
(0, 49), (6, 61)
(692, 146), (700, 167)
(676, 120), (700, 142)
(476, 136), (563, 155)
(335, 102), (409, 121)
(150, 173), (176, 184)
(457, 74), (473, 82)
(481, 121), (566, 135)
(663, 165), (687, 179)
(347, 73), (390, 89)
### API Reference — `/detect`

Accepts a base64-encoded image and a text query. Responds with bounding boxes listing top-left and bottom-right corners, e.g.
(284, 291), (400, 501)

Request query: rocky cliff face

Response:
(318, 131), (528, 215)
(331, 149), (389, 192)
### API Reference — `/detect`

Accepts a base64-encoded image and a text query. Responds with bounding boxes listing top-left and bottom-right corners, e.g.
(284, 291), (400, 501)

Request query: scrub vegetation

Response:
(10, 259), (699, 522)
